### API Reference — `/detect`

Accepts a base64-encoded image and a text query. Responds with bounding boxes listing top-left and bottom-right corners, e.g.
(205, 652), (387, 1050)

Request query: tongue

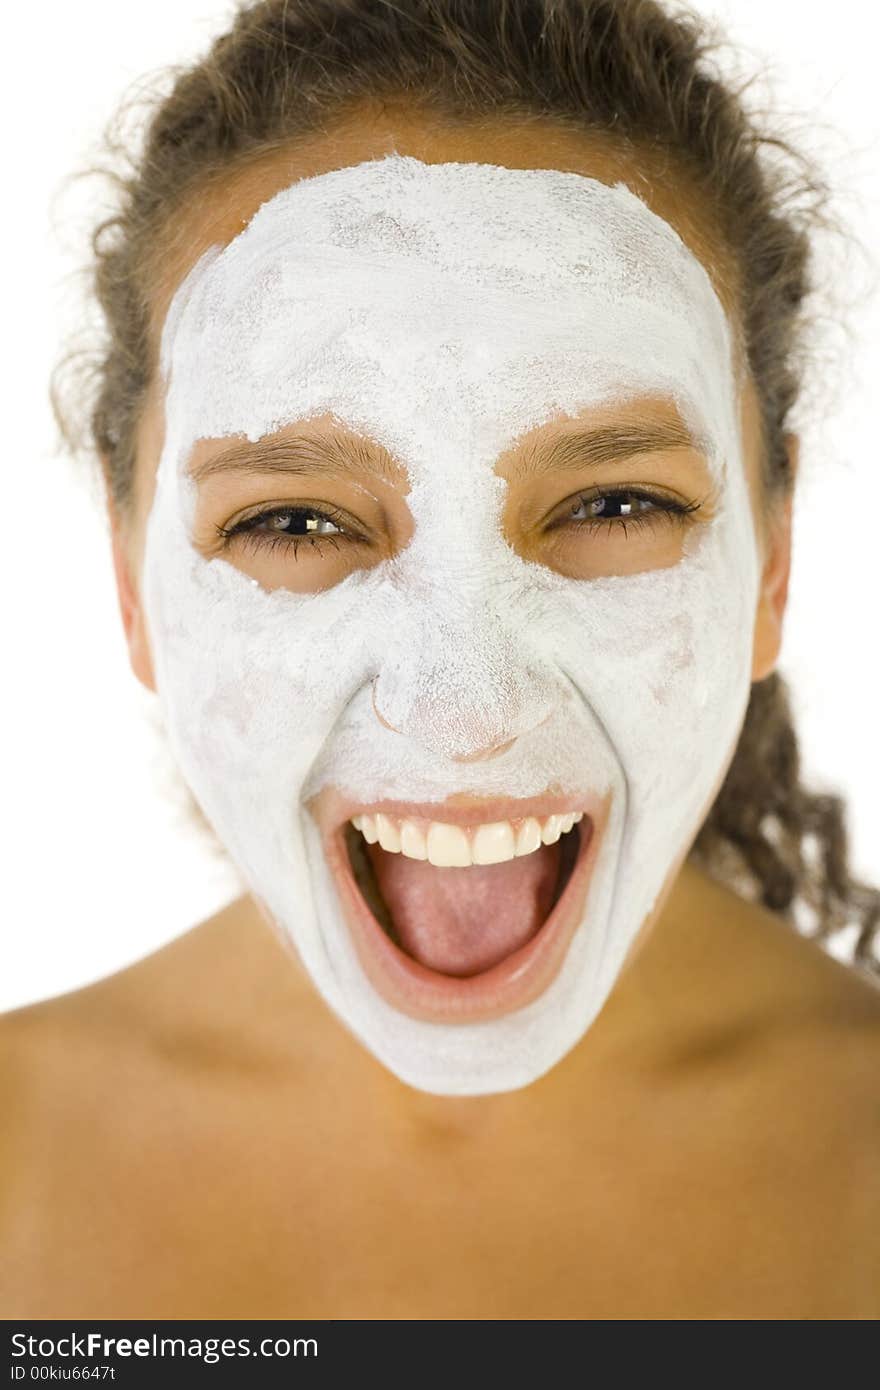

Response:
(367, 842), (562, 976)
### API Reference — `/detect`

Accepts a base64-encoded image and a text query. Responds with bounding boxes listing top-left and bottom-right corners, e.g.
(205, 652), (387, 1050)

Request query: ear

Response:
(751, 433), (798, 682)
(109, 502), (157, 694)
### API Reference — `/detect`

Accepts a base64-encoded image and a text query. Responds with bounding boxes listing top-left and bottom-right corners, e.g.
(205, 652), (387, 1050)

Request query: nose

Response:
(370, 610), (558, 762)
(371, 681), (518, 761)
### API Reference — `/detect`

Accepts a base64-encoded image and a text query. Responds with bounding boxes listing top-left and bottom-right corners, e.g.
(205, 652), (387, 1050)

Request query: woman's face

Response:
(117, 109), (793, 1096)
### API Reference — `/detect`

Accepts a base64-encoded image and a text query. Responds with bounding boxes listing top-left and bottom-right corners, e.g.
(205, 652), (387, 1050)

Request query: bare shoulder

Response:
(1, 897), (233, 1065)
(0, 905), (220, 1168)
(719, 870), (880, 1025)
(0, 897), (306, 1213)
(659, 863), (880, 1165)
(644, 867), (880, 1313)
(0, 893), (311, 1101)
(0, 896), (329, 1314)
(682, 865), (880, 1168)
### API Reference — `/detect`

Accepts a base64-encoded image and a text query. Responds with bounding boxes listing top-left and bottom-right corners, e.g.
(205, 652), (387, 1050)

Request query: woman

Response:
(3, 0), (878, 1319)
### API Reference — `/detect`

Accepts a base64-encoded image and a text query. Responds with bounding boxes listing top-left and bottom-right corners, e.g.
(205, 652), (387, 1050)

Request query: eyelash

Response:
(216, 489), (701, 559)
(553, 488), (702, 537)
(216, 505), (359, 559)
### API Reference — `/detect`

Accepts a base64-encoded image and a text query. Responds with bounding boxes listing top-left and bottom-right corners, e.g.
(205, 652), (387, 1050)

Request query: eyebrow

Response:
(189, 431), (400, 484)
(189, 417), (706, 484)
(506, 418), (707, 482)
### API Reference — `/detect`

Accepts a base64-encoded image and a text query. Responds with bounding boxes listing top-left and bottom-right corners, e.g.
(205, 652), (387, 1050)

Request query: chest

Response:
(11, 1116), (873, 1319)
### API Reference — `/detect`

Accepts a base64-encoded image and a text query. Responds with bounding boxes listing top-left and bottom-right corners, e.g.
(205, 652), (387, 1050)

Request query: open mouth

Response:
(322, 800), (604, 1023)
(345, 811), (584, 977)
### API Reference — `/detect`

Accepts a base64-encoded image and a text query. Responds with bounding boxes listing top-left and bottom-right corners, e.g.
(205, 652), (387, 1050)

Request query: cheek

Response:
(539, 491), (758, 827)
(558, 574), (745, 752)
(142, 480), (382, 810)
(521, 514), (700, 581)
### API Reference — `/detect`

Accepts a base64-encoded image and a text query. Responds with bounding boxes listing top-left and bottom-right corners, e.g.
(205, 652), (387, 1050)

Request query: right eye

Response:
(216, 504), (362, 557)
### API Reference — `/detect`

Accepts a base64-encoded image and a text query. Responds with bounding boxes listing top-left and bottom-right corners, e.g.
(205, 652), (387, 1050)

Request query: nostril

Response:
(371, 678), (402, 734)
(450, 737), (517, 764)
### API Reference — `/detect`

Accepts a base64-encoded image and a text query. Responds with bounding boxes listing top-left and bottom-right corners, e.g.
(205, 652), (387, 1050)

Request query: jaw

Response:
(318, 794), (611, 1024)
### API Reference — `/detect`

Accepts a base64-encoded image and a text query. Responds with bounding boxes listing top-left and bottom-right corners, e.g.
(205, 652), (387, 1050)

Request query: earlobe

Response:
(751, 434), (798, 682)
(109, 512), (157, 694)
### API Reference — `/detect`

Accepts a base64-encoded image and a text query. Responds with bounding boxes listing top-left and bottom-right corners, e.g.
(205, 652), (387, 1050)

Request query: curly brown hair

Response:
(52, 0), (879, 972)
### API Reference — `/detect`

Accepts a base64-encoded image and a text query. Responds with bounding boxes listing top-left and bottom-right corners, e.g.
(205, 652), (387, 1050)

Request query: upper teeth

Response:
(350, 811), (583, 867)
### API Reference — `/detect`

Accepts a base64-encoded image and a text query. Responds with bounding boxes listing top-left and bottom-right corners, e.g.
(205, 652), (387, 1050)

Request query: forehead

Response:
(156, 154), (741, 489)
(147, 107), (743, 364)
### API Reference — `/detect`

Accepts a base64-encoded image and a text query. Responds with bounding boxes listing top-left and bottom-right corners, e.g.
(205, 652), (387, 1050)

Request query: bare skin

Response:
(2, 107), (878, 1319)
(2, 867), (879, 1319)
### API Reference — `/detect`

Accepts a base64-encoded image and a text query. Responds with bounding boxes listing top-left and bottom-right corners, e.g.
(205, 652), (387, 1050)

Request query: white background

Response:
(2, 1), (878, 1011)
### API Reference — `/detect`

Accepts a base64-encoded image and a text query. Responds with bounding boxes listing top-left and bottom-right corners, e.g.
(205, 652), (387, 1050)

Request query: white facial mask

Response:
(143, 154), (759, 1096)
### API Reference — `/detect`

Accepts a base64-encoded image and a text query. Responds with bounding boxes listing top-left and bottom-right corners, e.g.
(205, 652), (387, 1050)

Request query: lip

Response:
(313, 790), (611, 1023)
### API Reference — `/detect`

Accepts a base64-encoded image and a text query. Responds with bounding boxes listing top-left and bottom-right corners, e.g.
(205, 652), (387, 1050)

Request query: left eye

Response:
(558, 489), (699, 529)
